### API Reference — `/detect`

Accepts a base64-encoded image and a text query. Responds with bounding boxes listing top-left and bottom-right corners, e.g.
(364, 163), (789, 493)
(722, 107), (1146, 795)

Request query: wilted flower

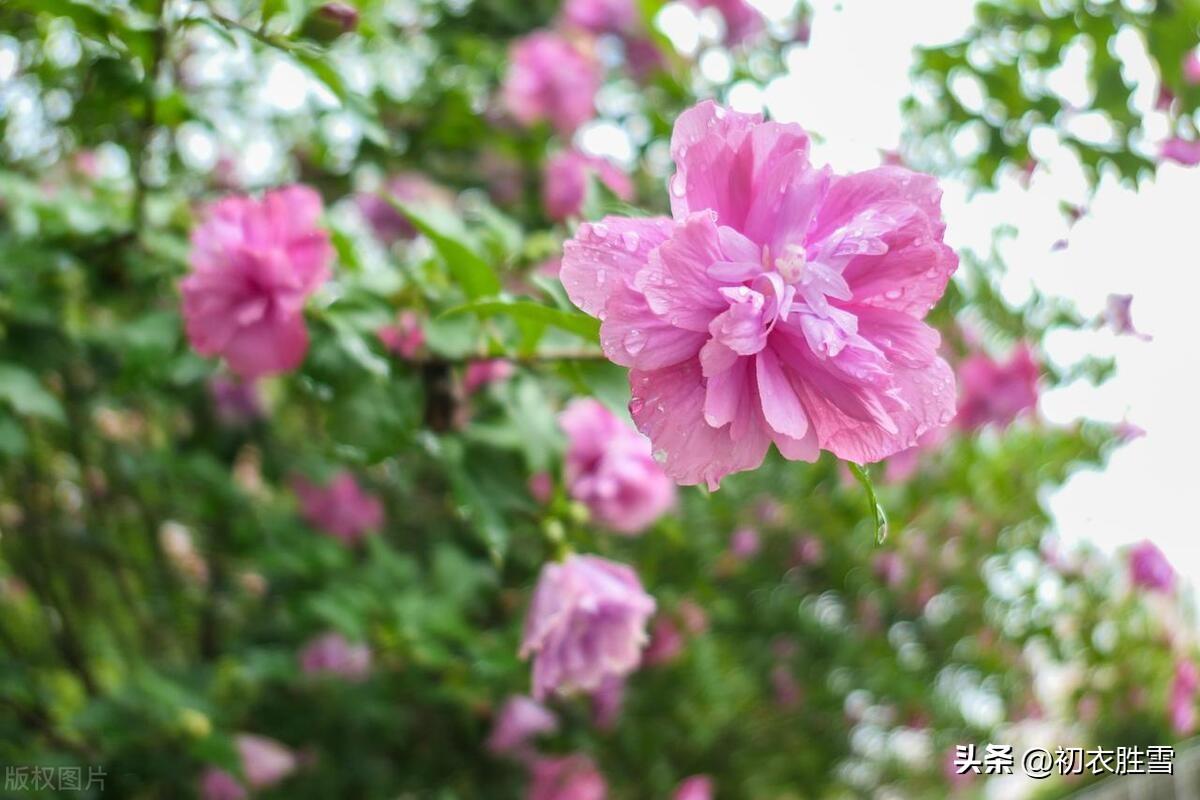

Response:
(1129, 540), (1174, 593)
(503, 32), (600, 136)
(198, 768), (246, 800)
(465, 359), (515, 394)
(562, 0), (637, 35)
(487, 695), (558, 754)
(688, 0), (763, 44)
(521, 554), (656, 699)
(543, 151), (634, 222)
(1161, 137), (1200, 166)
(235, 734), (297, 789)
(1099, 294), (1151, 340)
(293, 471), (384, 544)
(182, 186), (332, 379)
(377, 310), (426, 358)
(956, 344), (1038, 430)
(528, 754), (607, 800)
(209, 375), (262, 426)
(559, 399), (676, 534)
(299, 632), (372, 681)
(560, 101), (958, 489)
(674, 775), (714, 800)
(356, 173), (453, 245)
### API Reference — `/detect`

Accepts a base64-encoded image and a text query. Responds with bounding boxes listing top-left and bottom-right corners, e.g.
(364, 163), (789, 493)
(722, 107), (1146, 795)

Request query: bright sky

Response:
(739, 0), (1200, 589)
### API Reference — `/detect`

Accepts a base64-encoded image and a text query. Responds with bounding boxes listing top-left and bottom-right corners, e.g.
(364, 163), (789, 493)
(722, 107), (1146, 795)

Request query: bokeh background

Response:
(1, 0), (1199, 797)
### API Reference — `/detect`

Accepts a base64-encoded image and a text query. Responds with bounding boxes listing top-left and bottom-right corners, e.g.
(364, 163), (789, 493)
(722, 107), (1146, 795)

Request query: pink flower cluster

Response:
(503, 32), (601, 137)
(293, 471), (384, 544)
(955, 343), (1039, 431)
(182, 186), (333, 379)
(560, 398), (676, 534)
(561, 101), (959, 489)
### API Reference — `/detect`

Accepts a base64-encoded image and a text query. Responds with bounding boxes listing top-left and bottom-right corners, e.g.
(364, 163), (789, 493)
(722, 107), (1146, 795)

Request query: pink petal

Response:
(634, 211), (728, 331)
(561, 216), (674, 319)
(600, 285), (706, 369)
(755, 346), (809, 440)
(222, 314), (309, 379)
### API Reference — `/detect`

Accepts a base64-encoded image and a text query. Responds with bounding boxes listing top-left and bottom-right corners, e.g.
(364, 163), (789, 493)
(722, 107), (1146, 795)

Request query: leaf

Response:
(389, 201), (501, 299)
(0, 365), (65, 423)
(442, 299), (600, 342)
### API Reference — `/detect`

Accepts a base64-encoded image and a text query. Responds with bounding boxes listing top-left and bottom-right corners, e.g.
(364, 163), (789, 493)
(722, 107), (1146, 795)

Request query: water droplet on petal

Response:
(629, 397), (644, 415)
(670, 174), (686, 197)
(884, 288), (903, 300)
(652, 448), (668, 464)
(593, 223), (609, 239)
(595, 268), (607, 285)
(623, 328), (646, 355)
(621, 231), (640, 252)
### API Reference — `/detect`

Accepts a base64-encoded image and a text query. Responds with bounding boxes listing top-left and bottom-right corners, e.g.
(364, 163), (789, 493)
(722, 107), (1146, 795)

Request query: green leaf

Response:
(390, 201), (501, 299)
(0, 365), (65, 423)
(442, 299), (600, 342)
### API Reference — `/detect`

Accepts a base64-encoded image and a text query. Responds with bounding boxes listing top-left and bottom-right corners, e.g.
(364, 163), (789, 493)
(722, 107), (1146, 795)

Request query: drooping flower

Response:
(293, 471), (384, 544)
(209, 375), (262, 427)
(688, 0), (763, 45)
(182, 186), (333, 378)
(521, 554), (656, 700)
(356, 173), (453, 245)
(503, 32), (601, 136)
(956, 343), (1038, 431)
(1161, 137), (1200, 166)
(543, 151), (634, 222)
(198, 768), (247, 800)
(299, 631), (372, 681)
(1129, 540), (1175, 593)
(377, 310), (426, 358)
(1170, 660), (1199, 735)
(234, 734), (297, 789)
(559, 399), (676, 534)
(1099, 293), (1151, 340)
(1184, 49), (1200, 85)
(487, 695), (559, 755)
(527, 754), (608, 800)
(562, 0), (638, 35)
(673, 775), (715, 800)
(465, 359), (515, 394)
(560, 101), (958, 489)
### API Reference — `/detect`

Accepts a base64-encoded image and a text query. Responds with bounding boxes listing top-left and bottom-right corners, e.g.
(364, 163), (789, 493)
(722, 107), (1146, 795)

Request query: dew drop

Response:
(652, 448), (668, 464)
(629, 397), (645, 414)
(670, 174), (686, 197)
(884, 288), (903, 300)
(595, 268), (607, 286)
(623, 328), (647, 355)
(593, 223), (609, 238)
(621, 231), (640, 252)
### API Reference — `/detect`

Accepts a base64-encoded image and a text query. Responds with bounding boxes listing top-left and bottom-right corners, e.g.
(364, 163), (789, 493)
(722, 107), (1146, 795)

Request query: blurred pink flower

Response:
(562, 0), (637, 34)
(199, 768), (246, 800)
(560, 399), (677, 534)
(487, 695), (558, 754)
(956, 343), (1038, 430)
(1161, 137), (1200, 166)
(771, 663), (802, 709)
(521, 554), (655, 700)
(503, 32), (600, 136)
(1184, 49), (1200, 84)
(356, 173), (453, 244)
(543, 151), (634, 222)
(529, 471), (555, 504)
(1171, 660), (1199, 735)
(873, 551), (906, 587)
(465, 359), (515, 394)
(1129, 539), (1175, 593)
(209, 375), (262, 426)
(791, 534), (824, 567)
(590, 674), (626, 730)
(884, 425), (948, 483)
(674, 775), (714, 800)
(235, 734), (297, 789)
(1099, 294), (1151, 340)
(687, 0), (763, 44)
(182, 186), (332, 378)
(299, 631), (372, 681)
(377, 310), (426, 358)
(560, 101), (958, 490)
(729, 526), (761, 558)
(677, 599), (709, 634)
(624, 37), (666, 81)
(293, 471), (384, 544)
(641, 615), (685, 666)
(528, 754), (607, 800)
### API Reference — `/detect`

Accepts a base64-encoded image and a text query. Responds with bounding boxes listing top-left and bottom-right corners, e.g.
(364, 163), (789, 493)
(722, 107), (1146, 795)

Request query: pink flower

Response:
(529, 471), (555, 504)
(791, 534), (824, 566)
(1184, 49), (1200, 85)
(293, 471), (384, 544)
(521, 554), (656, 700)
(465, 359), (515, 394)
(562, 0), (637, 35)
(377, 310), (426, 358)
(356, 173), (453, 244)
(624, 37), (665, 81)
(873, 551), (906, 587)
(956, 343), (1038, 430)
(590, 674), (625, 730)
(560, 399), (677, 534)
(641, 615), (685, 666)
(199, 768), (246, 800)
(487, 695), (558, 754)
(503, 32), (601, 136)
(677, 599), (709, 634)
(729, 526), (761, 558)
(884, 425), (948, 483)
(299, 631), (372, 681)
(1129, 540), (1175, 593)
(674, 775), (714, 800)
(1171, 660), (1199, 735)
(1100, 294), (1151, 340)
(209, 375), (262, 426)
(544, 151), (634, 222)
(234, 734), (297, 789)
(528, 754), (608, 800)
(182, 186), (333, 378)
(771, 663), (802, 708)
(560, 102), (958, 489)
(688, 0), (763, 44)
(1161, 137), (1200, 166)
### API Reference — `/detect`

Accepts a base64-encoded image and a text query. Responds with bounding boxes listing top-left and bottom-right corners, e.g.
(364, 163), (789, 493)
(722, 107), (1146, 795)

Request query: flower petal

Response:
(561, 216), (675, 319)
(634, 211), (728, 331)
(755, 346), (809, 440)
